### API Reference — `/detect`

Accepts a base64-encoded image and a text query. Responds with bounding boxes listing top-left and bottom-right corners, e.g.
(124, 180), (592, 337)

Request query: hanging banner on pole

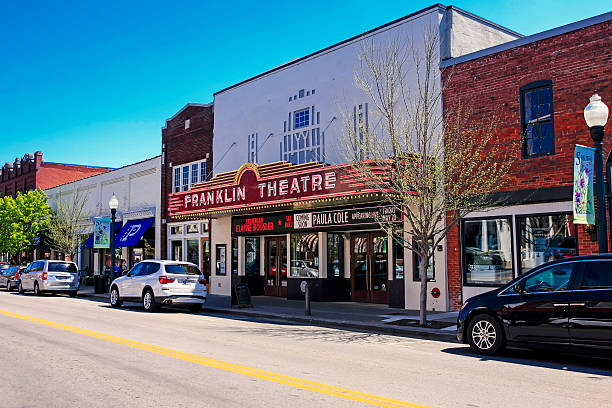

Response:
(573, 145), (595, 225)
(94, 218), (111, 248)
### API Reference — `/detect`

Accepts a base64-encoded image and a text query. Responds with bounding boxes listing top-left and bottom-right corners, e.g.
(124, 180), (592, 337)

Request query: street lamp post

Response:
(108, 193), (119, 291)
(584, 91), (609, 253)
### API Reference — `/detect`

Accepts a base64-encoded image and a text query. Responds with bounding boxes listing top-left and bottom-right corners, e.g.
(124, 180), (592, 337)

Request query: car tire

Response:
(68, 291), (78, 297)
(18, 281), (24, 294)
(109, 286), (122, 308)
(142, 289), (158, 312)
(189, 304), (203, 313)
(34, 282), (42, 296)
(467, 314), (505, 355)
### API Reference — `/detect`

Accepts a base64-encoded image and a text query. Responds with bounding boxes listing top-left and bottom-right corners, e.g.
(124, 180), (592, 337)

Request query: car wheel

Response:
(68, 291), (78, 298)
(18, 281), (24, 294)
(142, 289), (158, 312)
(467, 314), (505, 355)
(34, 282), (42, 296)
(109, 287), (122, 308)
(189, 304), (202, 313)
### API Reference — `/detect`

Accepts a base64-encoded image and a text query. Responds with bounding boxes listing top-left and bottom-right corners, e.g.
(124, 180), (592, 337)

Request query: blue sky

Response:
(1, 1), (609, 168)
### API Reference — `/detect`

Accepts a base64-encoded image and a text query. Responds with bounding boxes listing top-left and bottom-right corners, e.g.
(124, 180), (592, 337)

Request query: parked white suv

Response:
(18, 260), (80, 296)
(109, 260), (207, 312)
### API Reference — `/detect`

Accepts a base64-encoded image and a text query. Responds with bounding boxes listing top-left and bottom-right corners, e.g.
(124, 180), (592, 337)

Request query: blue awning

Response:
(81, 222), (123, 249)
(114, 218), (154, 247)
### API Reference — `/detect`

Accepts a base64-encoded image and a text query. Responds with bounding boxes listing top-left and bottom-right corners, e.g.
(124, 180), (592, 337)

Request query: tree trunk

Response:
(419, 254), (429, 326)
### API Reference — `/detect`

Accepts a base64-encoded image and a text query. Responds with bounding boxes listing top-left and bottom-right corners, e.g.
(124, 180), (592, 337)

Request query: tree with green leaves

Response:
(47, 189), (90, 263)
(0, 189), (52, 263)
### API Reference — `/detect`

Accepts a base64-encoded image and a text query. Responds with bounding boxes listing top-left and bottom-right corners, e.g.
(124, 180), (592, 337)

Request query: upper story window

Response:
(294, 108), (310, 129)
(200, 161), (207, 183)
(521, 80), (554, 158)
(191, 163), (198, 185)
(174, 168), (181, 193)
(182, 165), (189, 191)
(173, 159), (208, 193)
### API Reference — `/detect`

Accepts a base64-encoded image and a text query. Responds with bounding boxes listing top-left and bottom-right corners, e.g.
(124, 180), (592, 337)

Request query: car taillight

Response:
(42, 272), (47, 281)
(198, 276), (207, 285)
(158, 276), (175, 284)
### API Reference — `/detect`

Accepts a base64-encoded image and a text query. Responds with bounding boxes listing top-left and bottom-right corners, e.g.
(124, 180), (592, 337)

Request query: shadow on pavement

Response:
(442, 346), (612, 377)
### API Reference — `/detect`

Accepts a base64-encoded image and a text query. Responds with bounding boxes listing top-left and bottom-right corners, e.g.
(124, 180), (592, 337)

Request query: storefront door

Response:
(264, 237), (287, 297)
(351, 233), (388, 304)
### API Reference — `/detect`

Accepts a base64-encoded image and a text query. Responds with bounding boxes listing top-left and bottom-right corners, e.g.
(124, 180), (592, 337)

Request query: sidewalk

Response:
(78, 286), (458, 341)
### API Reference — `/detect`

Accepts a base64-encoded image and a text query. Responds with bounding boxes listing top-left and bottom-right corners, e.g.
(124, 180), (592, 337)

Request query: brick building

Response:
(441, 12), (612, 309)
(160, 103), (214, 277)
(0, 151), (112, 197)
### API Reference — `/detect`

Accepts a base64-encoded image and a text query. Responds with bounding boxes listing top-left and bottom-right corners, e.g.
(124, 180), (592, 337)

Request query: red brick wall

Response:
(0, 152), (111, 196)
(442, 20), (612, 310)
(160, 104), (214, 258)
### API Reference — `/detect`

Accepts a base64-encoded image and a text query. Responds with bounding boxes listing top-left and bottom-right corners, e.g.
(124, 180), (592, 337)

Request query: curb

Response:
(200, 305), (458, 342)
(78, 292), (457, 342)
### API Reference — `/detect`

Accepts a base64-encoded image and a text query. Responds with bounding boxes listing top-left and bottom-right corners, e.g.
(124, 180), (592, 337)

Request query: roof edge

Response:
(213, 3), (446, 96)
(445, 5), (523, 37)
(441, 11), (612, 68)
(165, 102), (213, 124)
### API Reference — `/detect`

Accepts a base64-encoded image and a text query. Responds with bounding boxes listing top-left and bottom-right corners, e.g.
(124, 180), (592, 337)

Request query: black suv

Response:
(457, 255), (612, 355)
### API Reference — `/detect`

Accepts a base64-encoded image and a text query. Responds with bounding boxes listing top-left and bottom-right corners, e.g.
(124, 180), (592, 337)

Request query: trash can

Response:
(94, 275), (107, 294)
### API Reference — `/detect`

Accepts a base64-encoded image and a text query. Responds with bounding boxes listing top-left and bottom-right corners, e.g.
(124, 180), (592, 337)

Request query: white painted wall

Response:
(45, 156), (162, 268)
(212, 7), (519, 175)
(210, 215), (232, 295)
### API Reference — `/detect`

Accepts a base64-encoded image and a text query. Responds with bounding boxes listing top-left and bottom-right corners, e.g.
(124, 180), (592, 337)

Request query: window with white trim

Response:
(174, 167), (181, 193)
(173, 159), (208, 192)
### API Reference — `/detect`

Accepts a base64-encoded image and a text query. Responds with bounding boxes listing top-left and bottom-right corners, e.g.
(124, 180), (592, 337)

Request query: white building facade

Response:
(46, 156), (162, 275)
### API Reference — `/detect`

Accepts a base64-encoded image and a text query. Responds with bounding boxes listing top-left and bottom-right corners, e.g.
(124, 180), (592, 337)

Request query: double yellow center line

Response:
(0, 309), (431, 408)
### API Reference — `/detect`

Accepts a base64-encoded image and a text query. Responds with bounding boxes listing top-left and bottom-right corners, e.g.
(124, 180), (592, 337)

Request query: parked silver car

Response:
(109, 260), (207, 313)
(18, 260), (80, 297)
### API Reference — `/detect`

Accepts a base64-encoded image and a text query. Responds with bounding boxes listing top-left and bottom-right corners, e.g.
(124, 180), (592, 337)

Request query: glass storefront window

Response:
(187, 239), (199, 265)
(393, 236), (404, 279)
(463, 218), (513, 286)
(245, 237), (260, 276)
(171, 240), (183, 261)
(327, 233), (344, 278)
(201, 239), (210, 278)
(518, 213), (577, 274)
(290, 233), (319, 277)
(170, 226), (183, 235)
(231, 237), (238, 275)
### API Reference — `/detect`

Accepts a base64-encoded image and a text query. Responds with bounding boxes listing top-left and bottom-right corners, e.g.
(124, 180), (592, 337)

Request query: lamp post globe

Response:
(108, 193), (119, 291)
(584, 91), (609, 253)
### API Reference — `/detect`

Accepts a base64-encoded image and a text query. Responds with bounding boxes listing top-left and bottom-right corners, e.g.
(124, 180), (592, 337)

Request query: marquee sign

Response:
(232, 205), (401, 236)
(168, 161), (388, 217)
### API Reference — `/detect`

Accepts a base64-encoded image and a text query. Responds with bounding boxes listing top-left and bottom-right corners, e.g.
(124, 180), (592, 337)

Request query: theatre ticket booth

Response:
(167, 161), (407, 307)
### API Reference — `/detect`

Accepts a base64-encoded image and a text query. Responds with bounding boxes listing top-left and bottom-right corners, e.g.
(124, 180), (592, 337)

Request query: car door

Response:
(130, 262), (153, 297)
(504, 262), (576, 344)
(569, 260), (612, 348)
(121, 263), (143, 298)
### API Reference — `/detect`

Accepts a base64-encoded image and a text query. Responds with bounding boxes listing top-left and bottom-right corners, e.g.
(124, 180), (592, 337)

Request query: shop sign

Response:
(232, 206), (400, 236)
(573, 145), (595, 225)
(168, 162), (385, 216)
(93, 218), (111, 248)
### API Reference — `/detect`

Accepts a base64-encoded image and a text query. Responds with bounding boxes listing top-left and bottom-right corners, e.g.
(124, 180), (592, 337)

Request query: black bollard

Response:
(304, 282), (311, 316)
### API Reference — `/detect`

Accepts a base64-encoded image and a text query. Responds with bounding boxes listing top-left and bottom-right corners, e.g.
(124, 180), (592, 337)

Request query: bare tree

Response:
(339, 27), (517, 324)
(47, 189), (90, 263)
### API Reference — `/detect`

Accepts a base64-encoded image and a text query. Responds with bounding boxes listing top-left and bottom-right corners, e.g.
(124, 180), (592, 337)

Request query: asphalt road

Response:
(0, 291), (610, 408)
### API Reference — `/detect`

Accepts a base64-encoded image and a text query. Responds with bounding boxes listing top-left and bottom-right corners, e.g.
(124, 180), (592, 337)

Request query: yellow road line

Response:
(0, 309), (432, 408)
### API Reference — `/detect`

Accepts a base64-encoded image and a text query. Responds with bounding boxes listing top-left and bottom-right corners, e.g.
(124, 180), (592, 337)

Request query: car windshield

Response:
(5, 267), (17, 274)
(165, 264), (200, 275)
(48, 262), (78, 273)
